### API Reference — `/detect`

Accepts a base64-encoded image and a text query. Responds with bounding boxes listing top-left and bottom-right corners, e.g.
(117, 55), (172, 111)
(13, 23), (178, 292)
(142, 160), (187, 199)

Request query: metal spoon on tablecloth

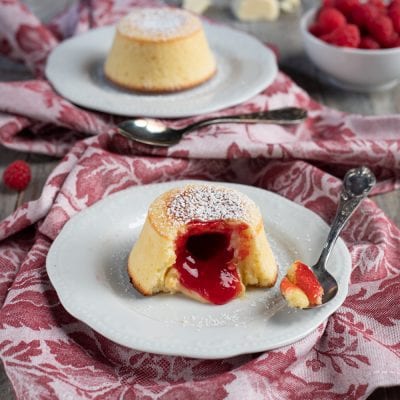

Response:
(117, 107), (307, 147)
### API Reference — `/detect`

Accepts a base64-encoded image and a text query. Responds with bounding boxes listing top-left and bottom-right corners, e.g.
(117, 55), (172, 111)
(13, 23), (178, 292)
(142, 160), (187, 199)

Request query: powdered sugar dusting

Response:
(167, 185), (249, 225)
(118, 8), (200, 40)
(220, 270), (235, 288)
(182, 262), (199, 278)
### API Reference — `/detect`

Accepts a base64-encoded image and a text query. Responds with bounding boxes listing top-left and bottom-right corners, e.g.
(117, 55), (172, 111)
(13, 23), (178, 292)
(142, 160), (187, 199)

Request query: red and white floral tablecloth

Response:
(0, 0), (399, 398)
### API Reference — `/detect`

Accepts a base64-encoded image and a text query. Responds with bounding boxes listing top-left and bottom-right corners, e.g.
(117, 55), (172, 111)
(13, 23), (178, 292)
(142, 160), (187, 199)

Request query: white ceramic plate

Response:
(46, 181), (351, 359)
(45, 23), (278, 118)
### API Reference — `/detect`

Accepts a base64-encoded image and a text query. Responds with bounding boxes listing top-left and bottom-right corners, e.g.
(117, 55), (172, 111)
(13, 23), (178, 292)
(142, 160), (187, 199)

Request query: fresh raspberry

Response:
(322, 0), (336, 7)
(317, 7), (347, 34)
(369, 0), (386, 12)
(389, 0), (400, 10)
(388, 5), (400, 33)
(393, 36), (400, 46)
(386, 32), (400, 46)
(309, 23), (324, 37)
(321, 23), (361, 47)
(359, 36), (381, 48)
(2, 160), (31, 191)
(368, 15), (395, 46)
(335, 0), (359, 17)
(350, 3), (380, 28)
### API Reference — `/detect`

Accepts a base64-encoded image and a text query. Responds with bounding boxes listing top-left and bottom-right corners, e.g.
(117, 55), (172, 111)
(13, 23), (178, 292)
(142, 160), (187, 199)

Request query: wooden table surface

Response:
(0, 1), (399, 399)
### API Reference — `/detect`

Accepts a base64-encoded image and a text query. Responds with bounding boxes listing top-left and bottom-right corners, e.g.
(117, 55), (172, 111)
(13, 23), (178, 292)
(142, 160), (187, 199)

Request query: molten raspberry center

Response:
(174, 221), (246, 305)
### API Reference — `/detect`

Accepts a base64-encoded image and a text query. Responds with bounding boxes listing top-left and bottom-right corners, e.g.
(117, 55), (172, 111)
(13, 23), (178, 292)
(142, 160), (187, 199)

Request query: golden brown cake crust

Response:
(129, 274), (151, 296)
(104, 68), (216, 93)
(104, 7), (217, 93)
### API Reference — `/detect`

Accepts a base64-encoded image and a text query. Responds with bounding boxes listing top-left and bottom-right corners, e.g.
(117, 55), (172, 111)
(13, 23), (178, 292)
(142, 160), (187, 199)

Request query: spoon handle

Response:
(315, 166), (376, 269)
(183, 107), (307, 133)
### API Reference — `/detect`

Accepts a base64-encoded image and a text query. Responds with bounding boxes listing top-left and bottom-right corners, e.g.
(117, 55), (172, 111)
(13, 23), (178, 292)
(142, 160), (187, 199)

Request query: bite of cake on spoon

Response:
(280, 260), (324, 309)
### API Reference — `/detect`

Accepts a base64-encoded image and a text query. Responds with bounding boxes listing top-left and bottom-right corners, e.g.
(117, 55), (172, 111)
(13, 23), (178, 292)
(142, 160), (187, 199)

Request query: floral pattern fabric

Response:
(0, 0), (399, 399)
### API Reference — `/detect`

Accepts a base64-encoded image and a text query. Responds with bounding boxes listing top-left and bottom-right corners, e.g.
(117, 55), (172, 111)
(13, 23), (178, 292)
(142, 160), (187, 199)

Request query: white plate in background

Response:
(45, 23), (278, 118)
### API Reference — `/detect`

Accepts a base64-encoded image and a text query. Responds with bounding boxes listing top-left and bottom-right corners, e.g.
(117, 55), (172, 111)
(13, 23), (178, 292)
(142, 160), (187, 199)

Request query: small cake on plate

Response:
(104, 7), (217, 92)
(128, 184), (278, 305)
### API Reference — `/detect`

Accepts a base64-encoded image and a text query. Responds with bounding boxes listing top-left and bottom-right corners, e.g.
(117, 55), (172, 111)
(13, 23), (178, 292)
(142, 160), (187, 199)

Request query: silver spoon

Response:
(117, 107), (307, 147)
(302, 166), (376, 309)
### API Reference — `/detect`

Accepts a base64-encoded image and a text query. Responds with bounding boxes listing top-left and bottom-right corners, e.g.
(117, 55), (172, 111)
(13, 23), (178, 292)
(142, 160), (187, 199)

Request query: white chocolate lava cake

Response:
(128, 184), (278, 305)
(104, 7), (217, 92)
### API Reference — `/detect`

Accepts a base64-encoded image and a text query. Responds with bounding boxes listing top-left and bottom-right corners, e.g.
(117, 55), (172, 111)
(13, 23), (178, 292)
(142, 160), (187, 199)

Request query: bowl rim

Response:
(301, 7), (400, 55)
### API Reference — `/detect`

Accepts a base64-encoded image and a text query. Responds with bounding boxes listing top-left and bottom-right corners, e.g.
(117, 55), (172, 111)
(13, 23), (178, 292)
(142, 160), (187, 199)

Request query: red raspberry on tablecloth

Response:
(321, 24), (361, 47)
(2, 160), (31, 191)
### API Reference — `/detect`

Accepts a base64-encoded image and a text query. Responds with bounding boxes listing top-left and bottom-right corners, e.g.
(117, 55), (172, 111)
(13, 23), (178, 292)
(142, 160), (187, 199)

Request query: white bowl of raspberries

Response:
(301, 0), (400, 91)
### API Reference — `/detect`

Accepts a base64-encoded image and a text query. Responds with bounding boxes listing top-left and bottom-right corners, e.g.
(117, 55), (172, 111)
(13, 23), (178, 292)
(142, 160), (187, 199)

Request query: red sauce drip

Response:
(174, 221), (248, 305)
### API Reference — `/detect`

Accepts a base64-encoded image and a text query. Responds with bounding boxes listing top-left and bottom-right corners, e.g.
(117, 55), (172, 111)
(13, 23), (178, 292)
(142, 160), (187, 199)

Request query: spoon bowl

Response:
(309, 263), (339, 308)
(117, 107), (308, 146)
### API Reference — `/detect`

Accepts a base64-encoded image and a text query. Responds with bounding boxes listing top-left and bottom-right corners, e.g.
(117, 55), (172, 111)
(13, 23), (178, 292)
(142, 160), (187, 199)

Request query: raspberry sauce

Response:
(292, 261), (323, 305)
(173, 221), (248, 305)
